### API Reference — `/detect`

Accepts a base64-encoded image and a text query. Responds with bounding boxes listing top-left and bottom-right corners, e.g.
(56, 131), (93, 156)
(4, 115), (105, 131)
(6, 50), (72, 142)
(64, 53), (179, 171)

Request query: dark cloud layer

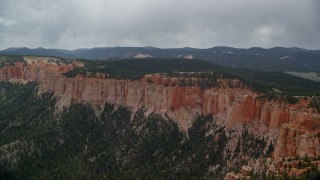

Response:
(0, 0), (319, 50)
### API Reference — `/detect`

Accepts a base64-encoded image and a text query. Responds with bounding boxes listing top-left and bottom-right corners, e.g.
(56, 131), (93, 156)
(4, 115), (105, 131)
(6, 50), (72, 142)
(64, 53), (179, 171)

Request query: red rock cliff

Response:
(0, 57), (319, 160)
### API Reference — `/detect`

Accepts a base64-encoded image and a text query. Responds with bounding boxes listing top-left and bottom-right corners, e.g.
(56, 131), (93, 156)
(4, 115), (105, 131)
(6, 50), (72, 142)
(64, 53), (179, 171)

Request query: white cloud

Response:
(253, 24), (285, 45)
(0, 16), (16, 26)
(0, 0), (319, 50)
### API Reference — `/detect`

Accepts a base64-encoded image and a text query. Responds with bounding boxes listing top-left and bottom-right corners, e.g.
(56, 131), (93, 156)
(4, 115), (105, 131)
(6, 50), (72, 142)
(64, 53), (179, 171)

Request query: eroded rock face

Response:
(273, 120), (320, 159)
(0, 57), (319, 160)
(39, 74), (317, 132)
(224, 172), (241, 180)
(0, 57), (81, 82)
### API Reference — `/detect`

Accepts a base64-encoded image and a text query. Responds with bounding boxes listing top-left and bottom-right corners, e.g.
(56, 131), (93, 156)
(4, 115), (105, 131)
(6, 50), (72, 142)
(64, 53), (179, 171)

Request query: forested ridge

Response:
(62, 58), (320, 96)
(0, 82), (230, 179)
(1, 56), (320, 179)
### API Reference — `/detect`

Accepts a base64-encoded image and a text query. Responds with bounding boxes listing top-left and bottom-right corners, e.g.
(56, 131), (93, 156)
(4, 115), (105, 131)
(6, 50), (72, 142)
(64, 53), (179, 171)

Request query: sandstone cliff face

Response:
(0, 57), (319, 160)
(273, 119), (320, 159)
(0, 57), (80, 82)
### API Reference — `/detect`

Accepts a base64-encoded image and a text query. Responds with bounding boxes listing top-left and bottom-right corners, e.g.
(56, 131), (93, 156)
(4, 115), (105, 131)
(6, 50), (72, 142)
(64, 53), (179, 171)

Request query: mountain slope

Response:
(1, 46), (320, 72)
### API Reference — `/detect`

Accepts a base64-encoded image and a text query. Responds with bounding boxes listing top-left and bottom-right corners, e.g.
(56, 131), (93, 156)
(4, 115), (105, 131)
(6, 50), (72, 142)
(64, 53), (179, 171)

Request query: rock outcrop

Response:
(224, 166), (252, 179)
(273, 120), (320, 159)
(0, 57), (319, 161)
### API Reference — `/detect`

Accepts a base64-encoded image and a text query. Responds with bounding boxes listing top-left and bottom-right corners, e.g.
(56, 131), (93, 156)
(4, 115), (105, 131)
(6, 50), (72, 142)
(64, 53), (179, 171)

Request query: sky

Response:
(0, 0), (319, 50)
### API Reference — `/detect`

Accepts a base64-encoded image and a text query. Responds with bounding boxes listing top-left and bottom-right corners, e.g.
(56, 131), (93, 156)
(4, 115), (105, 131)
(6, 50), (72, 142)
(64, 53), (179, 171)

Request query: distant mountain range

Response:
(1, 46), (320, 72)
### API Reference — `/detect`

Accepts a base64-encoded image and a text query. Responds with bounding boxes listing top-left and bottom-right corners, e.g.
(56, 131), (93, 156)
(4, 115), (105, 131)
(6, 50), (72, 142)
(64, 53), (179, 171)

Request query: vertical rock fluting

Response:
(0, 58), (319, 159)
(273, 118), (320, 159)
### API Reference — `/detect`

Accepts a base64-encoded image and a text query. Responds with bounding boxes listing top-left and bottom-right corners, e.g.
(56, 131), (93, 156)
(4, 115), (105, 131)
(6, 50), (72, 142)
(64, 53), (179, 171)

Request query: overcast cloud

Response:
(0, 0), (319, 50)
